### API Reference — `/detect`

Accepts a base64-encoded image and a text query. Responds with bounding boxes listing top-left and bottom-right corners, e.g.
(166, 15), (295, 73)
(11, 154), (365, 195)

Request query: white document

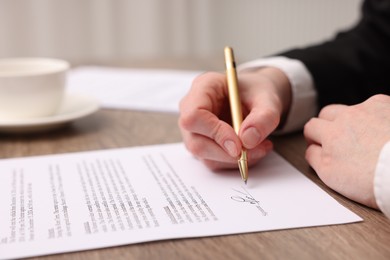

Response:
(0, 143), (361, 259)
(67, 67), (202, 113)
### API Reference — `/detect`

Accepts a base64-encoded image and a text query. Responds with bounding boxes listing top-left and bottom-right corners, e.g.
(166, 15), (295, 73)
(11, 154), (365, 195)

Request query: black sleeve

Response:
(279, 0), (390, 108)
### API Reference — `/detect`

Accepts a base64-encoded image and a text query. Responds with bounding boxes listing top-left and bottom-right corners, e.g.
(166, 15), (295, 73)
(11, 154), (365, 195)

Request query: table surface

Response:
(1, 61), (390, 260)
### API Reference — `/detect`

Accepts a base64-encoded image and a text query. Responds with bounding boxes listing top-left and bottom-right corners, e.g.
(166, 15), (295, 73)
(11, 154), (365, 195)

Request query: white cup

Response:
(0, 58), (69, 120)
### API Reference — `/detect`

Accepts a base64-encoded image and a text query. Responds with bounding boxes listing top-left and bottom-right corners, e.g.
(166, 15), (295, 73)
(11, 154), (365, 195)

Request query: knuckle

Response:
(210, 123), (236, 150)
(178, 108), (197, 131)
(303, 118), (314, 135)
(318, 106), (331, 117)
(178, 95), (187, 111)
(192, 71), (224, 86)
(368, 94), (390, 103)
(210, 122), (224, 143)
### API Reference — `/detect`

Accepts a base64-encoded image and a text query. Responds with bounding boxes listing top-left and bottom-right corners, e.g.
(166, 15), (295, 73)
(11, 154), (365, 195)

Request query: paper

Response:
(67, 67), (202, 113)
(0, 143), (361, 259)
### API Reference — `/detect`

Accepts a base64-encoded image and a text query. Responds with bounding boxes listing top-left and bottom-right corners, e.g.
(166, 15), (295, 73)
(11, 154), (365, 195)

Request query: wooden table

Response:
(1, 62), (390, 260)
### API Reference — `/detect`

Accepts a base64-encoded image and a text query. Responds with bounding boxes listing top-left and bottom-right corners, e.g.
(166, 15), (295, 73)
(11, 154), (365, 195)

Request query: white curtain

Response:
(0, 0), (361, 64)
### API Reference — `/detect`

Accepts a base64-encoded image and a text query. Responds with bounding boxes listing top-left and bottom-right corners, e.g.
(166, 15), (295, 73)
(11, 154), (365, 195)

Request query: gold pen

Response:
(224, 46), (249, 184)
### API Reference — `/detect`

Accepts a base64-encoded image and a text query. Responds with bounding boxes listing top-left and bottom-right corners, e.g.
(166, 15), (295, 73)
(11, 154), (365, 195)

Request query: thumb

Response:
(239, 106), (281, 149)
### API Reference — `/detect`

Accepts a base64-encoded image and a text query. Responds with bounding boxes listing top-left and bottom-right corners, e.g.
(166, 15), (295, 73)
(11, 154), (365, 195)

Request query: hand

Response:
(179, 67), (292, 170)
(304, 94), (390, 208)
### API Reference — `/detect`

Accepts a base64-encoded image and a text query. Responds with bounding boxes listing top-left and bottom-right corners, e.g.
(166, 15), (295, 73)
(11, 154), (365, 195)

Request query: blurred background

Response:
(0, 0), (362, 67)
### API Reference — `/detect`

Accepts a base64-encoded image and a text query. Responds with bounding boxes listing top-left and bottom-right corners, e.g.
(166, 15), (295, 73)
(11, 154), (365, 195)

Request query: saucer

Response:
(0, 93), (99, 133)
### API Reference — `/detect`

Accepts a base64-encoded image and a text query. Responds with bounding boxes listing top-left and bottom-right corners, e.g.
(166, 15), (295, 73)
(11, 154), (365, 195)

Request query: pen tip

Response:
(244, 180), (247, 185)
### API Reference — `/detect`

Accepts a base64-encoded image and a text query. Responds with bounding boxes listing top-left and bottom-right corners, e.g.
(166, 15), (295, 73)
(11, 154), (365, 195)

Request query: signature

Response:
(230, 186), (268, 216)
(231, 187), (260, 204)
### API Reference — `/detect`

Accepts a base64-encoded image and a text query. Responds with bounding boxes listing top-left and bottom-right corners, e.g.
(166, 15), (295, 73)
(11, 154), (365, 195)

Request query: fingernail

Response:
(242, 127), (261, 148)
(224, 140), (238, 157)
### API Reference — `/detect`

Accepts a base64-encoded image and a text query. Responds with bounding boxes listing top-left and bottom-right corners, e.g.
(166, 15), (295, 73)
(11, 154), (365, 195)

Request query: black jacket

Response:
(281, 0), (390, 108)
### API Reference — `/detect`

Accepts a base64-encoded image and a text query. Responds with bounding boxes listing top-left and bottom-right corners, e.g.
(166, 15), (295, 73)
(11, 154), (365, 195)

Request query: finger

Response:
(239, 107), (280, 149)
(181, 130), (238, 163)
(180, 109), (241, 157)
(179, 72), (242, 158)
(246, 139), (274, 163)
(182, 129), (273, 163)
(202, 140), (273, 171)
(179, 72), (227, 115)
(183, 129), (273, 169)
(305, 144), (323, 174)
(201, 159), (239, 171)
(303, 117), (331, 145)
(318, 104), (348, 121)
(239, 95), (281, 149)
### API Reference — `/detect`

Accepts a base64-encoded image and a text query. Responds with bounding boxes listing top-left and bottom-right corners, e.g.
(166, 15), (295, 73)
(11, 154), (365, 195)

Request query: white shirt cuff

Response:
(238, 56), (318, 133)
(374, 141), (390, 218)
